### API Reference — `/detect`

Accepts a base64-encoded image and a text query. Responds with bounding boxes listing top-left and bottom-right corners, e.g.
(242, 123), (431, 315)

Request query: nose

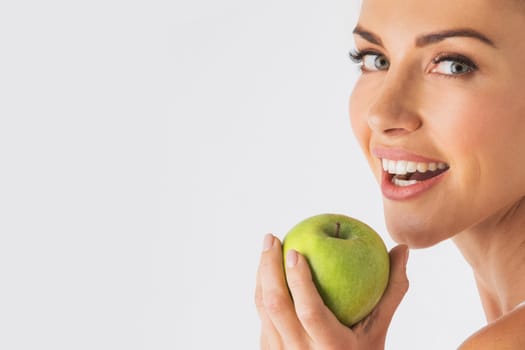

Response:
(367, 73), (422, 136)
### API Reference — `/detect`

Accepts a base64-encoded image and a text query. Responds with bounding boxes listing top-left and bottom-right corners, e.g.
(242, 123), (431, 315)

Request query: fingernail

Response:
(404, 246), (410, 267)
(286, 249), (298, 268)
(263, 234), (274, 251)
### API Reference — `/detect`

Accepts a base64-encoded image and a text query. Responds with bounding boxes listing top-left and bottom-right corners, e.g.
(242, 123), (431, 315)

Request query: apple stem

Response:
(335, 222), (341, 238)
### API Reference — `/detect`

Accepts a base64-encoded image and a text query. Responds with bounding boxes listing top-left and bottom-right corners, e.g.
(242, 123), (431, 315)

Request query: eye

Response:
(431, 54), (478, 76)
(349, 50), (390, 72)
(364, 54), (390, 71)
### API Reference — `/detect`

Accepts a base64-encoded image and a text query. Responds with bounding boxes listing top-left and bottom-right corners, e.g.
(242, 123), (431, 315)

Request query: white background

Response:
(0, 0), (485, 349)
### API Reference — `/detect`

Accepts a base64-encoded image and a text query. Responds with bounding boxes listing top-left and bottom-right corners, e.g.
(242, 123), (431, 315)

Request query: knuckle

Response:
(259, 256), (272, 271)
(286, 274), (306, 291)
(296, 305), (323, 325)
(264, 291), (289, 315)
(391, 275), (409, 295)
(397, 276), (410, 294)
(259, 253), (280, 274)
(403, 278), (410, 292)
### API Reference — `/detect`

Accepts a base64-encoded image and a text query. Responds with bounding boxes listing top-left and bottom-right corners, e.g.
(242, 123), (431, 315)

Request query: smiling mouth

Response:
(381, 158), (450, 187)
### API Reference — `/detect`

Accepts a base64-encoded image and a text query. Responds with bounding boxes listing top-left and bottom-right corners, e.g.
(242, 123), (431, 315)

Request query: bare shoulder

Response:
(458, 307), (525, 350)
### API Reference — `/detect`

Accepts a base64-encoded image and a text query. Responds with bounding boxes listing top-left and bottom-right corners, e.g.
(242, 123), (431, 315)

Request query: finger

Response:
(378, 245), (410, 322)
(284, 249), (351, 346)
(260, 325), (282, 350)
(358, 244), (409, 338)
(255, 248), (281, 350)
(259, 234), (306, 346)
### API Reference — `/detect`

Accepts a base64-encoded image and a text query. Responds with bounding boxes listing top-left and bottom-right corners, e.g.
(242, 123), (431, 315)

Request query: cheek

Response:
(349, 82), (371, 151)
(466, 94), (525, 193)
(423, 85), (519, 163)
(432, 86), (525, 168)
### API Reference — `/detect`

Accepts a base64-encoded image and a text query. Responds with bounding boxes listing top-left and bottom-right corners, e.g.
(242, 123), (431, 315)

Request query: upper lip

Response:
(372, 147), (447, 164)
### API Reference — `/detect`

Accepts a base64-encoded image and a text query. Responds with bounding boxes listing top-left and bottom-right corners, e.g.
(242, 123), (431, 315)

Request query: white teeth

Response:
(393, 178), (418, 187)
(406, 161), (417, 173)
(388, 160), (396, 174)
(381, 158), (448, 176)
(382, 158), (388, 171)
(395, 160), (408, 175)
(416, 162), (428, 173)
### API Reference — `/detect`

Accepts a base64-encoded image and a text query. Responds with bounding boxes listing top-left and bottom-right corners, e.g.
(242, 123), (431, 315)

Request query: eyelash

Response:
(432, 53), (478, 74)
(348, 49), (378, 64)
(348, 49), (478, 77)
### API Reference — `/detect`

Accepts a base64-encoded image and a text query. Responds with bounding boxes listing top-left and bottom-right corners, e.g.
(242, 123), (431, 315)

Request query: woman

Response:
(254, 0), (525, 348)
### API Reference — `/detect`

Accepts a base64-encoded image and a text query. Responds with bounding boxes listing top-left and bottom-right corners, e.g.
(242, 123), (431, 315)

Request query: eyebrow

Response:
(416, 29), (496, 48)
(352, 26), (383, 46)
(353, 25), (496, 48)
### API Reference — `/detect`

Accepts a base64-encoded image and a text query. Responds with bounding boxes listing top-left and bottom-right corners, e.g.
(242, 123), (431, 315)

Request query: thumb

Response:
(357, 244), (409, 337)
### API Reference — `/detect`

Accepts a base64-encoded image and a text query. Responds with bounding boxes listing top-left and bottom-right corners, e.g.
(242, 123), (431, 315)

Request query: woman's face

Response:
(350, 0), (525, 248)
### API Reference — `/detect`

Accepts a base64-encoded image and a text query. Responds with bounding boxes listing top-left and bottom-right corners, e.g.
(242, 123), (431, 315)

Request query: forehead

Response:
(357, 0), (525, 47)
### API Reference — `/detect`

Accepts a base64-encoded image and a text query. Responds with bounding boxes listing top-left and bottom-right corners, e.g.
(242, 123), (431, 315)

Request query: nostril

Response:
(367, 112), (422, 135)
(384, 128), (412, 136)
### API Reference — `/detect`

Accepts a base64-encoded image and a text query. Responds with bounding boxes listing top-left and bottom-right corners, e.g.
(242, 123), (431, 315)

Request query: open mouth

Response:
(382, 159), (450, 187)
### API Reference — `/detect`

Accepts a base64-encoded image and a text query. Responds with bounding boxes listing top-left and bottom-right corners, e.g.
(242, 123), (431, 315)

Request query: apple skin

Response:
(282, 213), (390, 326)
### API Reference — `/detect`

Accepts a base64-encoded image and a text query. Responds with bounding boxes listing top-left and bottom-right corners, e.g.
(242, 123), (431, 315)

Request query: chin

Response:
(383, 208), (451, 249)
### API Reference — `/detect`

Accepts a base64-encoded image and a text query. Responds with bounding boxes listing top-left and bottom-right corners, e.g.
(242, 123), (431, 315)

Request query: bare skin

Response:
(255, 234), (409, 349)
(256, 0), (525, 348)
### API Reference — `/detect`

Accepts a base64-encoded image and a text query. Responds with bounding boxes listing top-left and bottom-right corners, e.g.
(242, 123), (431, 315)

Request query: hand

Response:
(255, 234), (409, 350)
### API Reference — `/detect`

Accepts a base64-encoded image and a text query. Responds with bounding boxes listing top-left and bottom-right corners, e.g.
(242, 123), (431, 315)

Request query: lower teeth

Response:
(392, 178), (418, 187)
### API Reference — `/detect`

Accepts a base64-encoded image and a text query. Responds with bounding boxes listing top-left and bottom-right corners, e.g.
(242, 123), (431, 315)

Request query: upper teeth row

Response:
(382, 159), (448, 175)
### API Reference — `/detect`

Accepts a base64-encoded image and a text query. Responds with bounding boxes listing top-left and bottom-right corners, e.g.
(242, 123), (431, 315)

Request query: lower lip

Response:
(381, 170), (448, 201)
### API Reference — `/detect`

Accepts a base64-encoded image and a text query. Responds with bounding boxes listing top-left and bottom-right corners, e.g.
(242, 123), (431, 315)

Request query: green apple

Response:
(282, 213), (390, 326)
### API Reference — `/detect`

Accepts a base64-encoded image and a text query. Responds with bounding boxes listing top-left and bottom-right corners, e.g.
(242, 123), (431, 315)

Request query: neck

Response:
(452, 200), (525, 322)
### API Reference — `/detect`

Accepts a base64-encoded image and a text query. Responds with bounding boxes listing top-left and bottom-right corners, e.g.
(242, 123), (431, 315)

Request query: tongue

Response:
(395, 168), (448, 181)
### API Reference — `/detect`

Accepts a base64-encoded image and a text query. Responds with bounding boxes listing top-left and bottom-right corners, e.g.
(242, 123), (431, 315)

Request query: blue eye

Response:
(431, 54), (477, 76)
(364, 54), (390, 71)
(349, 50), (389, 72)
